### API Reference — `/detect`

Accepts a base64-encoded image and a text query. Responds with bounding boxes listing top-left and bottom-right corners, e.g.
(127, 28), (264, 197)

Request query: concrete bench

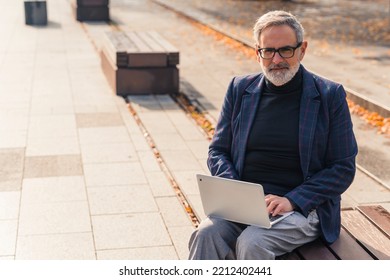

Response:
(100, 30), (179, 96)
(279, 205), (390, 260)
(72, 0), (109, 21)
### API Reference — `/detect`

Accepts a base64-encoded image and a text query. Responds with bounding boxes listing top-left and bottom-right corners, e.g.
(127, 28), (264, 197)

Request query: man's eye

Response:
(279, 48), (293, 54)
(263, 49), (274, 55)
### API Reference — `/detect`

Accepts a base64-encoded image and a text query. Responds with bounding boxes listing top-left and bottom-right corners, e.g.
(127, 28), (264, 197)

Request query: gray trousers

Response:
(188, 210), (320, 260)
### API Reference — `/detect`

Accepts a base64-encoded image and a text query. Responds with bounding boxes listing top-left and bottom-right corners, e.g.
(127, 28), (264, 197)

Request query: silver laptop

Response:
(196, 174), (294, 228)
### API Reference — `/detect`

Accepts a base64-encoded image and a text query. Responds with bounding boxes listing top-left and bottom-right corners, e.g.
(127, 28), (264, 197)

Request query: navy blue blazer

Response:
(208, 66), (358, 244)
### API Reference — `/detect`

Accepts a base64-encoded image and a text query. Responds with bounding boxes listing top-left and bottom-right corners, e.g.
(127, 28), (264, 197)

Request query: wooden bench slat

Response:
(148, 30), (179, 52)
(295, 239), (338, 260)
(120, 32), (139, 53)
(341, 210), (390, 259)
(126, 32), (153, 52)
(136, 31), (166, 52)
(329, 228), (375, 260)
(357, 205), (390, 239)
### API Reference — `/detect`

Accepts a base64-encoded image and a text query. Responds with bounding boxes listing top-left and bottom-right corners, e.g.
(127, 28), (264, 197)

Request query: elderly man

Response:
(188, 10), (358, 260)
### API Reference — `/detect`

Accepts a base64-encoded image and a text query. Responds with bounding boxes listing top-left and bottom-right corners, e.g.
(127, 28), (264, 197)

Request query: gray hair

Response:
(253, 10), (304, 45)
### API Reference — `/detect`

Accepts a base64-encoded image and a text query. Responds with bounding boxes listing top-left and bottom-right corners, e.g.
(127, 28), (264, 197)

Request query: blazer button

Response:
(305, 176), (311, 180)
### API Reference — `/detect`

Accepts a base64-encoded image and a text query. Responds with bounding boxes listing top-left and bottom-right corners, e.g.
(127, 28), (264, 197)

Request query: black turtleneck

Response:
(241, 67), (304, 196)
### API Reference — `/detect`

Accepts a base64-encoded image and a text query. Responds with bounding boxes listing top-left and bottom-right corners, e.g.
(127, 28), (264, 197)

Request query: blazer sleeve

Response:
(207, 78), (240, 179)
(285, 84), (358, 217)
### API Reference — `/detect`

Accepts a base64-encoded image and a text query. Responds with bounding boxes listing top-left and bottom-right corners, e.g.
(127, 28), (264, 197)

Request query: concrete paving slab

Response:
(117, 108), (143, 135)
(80, 142), (139, 163)
(185, 140), (209, 161)
(176, 124), (206, 141)
(0, 191), (20, 220)
(151, 133), (193, 151)
(0, 115), (29, 130)
(0, 148), (24, 191)
(96, 246), (178, 260)
(78, 126), (131, 145)
(145, 171), (176, 198)
(83, 162), (147, 187)
(130, 134), (152, 151)
(26, 137), (80, 156)
(92, 213), (172, 250)
(87, 185), (158, 215)
(28, 115), (78, 138)
(161, 150), (204, 172)
(75, 112), (124, 128)
(21, 176), (87, 203)
(24, 155), (83, 178)
(18, 200), (91, 236)
(0, 220), (17, 256)
(0, 131), (27, 150)
(137, 150), (162, 172)
(154, 95), (180, 110)
(0, 98), (30, 115)
(135, 112), (179, 134)
(16, 233), (96, 260)
(155, 196), (193, 227)
(128, 95), (165, 112)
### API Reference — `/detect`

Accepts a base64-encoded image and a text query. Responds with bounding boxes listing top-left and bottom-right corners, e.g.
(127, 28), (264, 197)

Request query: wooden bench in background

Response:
(279, 205), (390, 260)
(100, 30), (179, 96)
(72, 0), (109, 22)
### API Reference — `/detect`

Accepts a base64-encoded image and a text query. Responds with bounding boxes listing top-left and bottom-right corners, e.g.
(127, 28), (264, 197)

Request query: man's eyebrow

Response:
(259, 44), (295, 49)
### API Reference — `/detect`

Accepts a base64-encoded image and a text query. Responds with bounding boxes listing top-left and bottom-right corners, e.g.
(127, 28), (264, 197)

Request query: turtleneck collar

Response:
(264, 65), (303, 94)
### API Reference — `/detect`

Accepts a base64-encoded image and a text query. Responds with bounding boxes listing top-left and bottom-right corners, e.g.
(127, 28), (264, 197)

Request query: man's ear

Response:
(256, 51), (261, 62)
(299, 41), (308, 60)
(255, 45), (259, 55)
(255, 47), (261, 62)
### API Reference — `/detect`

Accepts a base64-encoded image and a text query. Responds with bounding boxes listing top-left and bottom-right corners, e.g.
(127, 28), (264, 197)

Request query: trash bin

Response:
(73, 0), (109, 22)
(24, 1), (48, 26)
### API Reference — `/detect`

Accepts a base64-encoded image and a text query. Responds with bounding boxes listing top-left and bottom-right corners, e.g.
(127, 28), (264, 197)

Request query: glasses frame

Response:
(257, 42), (303, 60)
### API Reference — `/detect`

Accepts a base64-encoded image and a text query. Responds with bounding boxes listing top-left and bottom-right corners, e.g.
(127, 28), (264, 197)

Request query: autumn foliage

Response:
(348, 100), (390, 135)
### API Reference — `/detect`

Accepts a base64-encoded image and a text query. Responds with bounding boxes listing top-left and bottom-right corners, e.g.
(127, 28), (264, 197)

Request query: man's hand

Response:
(265, 194), (294, 216)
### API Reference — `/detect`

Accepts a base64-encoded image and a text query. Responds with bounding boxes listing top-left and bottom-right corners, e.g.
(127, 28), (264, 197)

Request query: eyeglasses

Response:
(257, 42), (302, 59)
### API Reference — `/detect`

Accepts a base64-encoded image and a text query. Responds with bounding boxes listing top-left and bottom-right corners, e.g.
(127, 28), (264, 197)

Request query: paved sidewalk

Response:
(0, 0), (199, 260)
(0, 0), (389, 261)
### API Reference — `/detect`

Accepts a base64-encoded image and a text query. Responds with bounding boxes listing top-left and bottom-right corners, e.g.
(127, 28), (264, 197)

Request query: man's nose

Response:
(272, 52), (285, 64)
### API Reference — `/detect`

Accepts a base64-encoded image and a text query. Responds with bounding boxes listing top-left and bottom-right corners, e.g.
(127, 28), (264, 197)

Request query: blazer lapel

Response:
(236, 76), (264, 176)
(299, 68), (321, 177)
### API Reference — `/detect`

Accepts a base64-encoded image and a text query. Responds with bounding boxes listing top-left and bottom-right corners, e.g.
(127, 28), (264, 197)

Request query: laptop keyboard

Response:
(269, 214), (283, 222)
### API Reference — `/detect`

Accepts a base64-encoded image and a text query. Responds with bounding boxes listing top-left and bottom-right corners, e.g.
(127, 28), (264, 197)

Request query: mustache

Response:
(268, 62), (290, 70)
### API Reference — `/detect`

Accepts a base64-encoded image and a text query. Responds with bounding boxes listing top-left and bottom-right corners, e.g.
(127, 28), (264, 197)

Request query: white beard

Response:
(261, 62), (300, 86)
